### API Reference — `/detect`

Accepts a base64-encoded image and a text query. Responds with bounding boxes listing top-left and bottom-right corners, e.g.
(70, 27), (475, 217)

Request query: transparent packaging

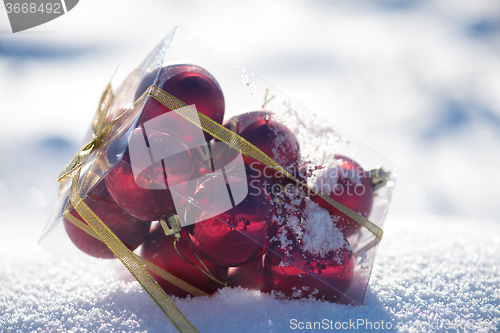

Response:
(41, 26), (397, 305)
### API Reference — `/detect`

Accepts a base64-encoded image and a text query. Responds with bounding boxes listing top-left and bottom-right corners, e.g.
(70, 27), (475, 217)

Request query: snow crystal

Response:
(270, 186), (347, 260)
(300, 201), (346, 257)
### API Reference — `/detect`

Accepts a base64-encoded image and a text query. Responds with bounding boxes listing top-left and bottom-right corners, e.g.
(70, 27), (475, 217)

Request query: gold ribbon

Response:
(58, 78), (384, 333)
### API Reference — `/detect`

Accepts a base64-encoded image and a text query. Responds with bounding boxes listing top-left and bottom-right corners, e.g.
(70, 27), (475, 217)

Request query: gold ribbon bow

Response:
(57, 77), (384, 333)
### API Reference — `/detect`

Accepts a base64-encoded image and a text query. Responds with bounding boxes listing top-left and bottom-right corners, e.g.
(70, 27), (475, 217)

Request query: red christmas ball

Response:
(105, 127), (198, 221)
(63, 181), (151, 259)
(221, 112), (304, 197)
(188, 176), (277, 267)
(141, 224), (228, 298)
(239, 116), (300, 185)
(313, 155), (374, 237)
(316, 155), (373, 219)
(264, 245), (354, 302)
(226, 255), (272, 293)
(135, 64), (225, 142)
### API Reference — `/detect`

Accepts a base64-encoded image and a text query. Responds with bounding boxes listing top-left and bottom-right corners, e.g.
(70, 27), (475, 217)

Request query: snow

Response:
(1, 0), (500, 332)
(1, 213), (499, 332)
(300, 201), (346, 258)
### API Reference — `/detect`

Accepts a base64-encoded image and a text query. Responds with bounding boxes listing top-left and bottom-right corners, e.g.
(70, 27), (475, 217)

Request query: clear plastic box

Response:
(41, 26), (397, 306)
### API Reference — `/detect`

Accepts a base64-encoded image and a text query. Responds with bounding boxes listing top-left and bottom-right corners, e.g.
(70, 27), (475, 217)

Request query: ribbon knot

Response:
(92, 133), (104, 149)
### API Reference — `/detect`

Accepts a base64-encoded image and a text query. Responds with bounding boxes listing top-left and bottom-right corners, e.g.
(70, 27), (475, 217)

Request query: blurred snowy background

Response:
(1, 0), (499, 332)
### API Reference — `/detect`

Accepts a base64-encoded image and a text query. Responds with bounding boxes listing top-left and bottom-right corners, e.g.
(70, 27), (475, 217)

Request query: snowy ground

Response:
(1, 0), (500, 332)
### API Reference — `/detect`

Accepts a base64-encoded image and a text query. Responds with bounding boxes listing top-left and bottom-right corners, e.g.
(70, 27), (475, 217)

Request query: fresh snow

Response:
(300, 201), (347, 258)
(0, 214), (498, 332)
(1, 0), (500, 332)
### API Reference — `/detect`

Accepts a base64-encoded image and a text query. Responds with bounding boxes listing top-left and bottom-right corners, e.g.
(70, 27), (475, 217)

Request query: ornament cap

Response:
(367, 167), (391, 191)
(160, 215), (182, 239)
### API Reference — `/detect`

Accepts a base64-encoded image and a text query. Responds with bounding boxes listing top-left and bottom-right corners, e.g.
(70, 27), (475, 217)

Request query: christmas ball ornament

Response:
(222, 112), (303, 193)
(239, 116), (300, 185)
(316, 155), (373, 219)
(312, 155), (374, 238)
(227, 255), (272, 293)
(135, 64), (225, 142)
(63, 181), (151, 259)
(188, 176), (277, 267)
(264, 245), (354, 301)
(105, 127), (198, 221)
(141, 224), (228, 298)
